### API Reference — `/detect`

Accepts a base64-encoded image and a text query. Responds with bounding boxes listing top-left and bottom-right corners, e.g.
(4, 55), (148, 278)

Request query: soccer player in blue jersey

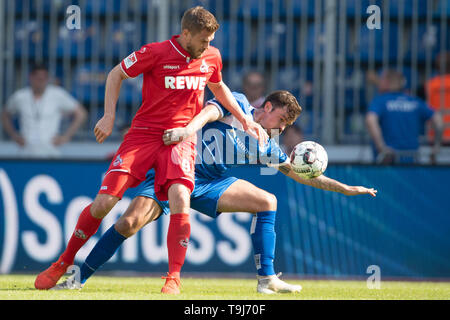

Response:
(54, 91), (377, 294)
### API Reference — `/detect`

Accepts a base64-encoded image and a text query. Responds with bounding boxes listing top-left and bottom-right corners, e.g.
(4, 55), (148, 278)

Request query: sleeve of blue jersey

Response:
(206, 92), (251, 118)
(419, 100), (434, 121)
(260, 138), (288, 166)
(368, 95), (384, 116)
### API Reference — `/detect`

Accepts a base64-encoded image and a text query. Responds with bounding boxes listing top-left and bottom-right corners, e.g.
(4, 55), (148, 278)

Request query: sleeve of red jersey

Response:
(208, 49), (223, 84)
(120, 44), (155, 78)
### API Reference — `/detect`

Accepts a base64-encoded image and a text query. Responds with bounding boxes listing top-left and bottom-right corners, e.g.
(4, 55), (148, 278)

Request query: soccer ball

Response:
(289, 141), (328, 179)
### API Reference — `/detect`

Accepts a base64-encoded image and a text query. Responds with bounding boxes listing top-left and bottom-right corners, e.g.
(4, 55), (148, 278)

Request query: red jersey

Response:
(120, 35), (223, 131)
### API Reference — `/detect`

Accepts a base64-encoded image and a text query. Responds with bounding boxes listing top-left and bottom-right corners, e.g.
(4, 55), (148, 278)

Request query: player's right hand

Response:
(242, 118), (268, 147)
(94, 115), (114, 143)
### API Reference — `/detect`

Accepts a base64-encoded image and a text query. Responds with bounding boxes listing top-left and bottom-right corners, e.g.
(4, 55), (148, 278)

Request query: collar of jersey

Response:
(170, 35), (192, 61)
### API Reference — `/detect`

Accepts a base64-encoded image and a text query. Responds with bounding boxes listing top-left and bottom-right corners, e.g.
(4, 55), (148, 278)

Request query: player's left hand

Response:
(241, 118), (268, 147)
(344, 186), (377, 197)
(163, 127), (193, 145)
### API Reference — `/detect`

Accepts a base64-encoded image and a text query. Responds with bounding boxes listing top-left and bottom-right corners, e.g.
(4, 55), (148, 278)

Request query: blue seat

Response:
(83, 0), (122, 15)
(72, 64), (141, 106)
(434, 0), (450, 17)
(238, 0), (282, 19)
(276, 67), (314, 111)
(211, 21), (245, 61)
(345, 0), (428, 18)
(281, 0), (317, 18)
(14, 20), (49, 58)
(72, 64), (107, 105)
(55, 19), (101, 58)
(387, 0), (429, 17)
(250, 23), (289, 62)
(345, 0), (382, 17)
(106, 21), (146, 59)
(352, 23), (399, 62)
(294, 23), (326, 62)
(404, 23), (449, 63)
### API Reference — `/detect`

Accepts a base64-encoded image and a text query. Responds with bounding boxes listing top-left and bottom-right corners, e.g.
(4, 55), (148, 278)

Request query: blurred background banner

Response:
(1, 161), (449, 278)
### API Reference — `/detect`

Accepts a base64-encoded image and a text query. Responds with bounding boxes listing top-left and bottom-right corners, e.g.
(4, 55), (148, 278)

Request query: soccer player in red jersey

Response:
(34, 6), (267, 293)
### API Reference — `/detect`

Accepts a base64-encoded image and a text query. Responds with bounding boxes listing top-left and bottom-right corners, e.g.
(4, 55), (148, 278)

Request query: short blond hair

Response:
(181, 6), (219, 35)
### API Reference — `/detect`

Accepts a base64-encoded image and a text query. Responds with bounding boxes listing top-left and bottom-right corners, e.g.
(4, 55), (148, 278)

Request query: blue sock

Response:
(80, 225), (127, 284)
(251, 210), (276, 276)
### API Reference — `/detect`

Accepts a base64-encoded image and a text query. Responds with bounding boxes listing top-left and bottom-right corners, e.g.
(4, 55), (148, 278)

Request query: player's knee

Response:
(168, 184), (191, 210)
(115, 216), (140, 238)
(260, 193), (277, 212)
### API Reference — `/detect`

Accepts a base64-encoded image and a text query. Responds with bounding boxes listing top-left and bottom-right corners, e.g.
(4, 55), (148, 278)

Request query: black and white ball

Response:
(290, 141), (328, 179)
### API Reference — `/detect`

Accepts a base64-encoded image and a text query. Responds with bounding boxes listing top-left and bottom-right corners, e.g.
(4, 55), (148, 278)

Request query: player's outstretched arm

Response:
(94, 64), (128, 143)
(162, 103), (222, 145)
(207, 80), (268, 146)
(278, 163), (377, 197)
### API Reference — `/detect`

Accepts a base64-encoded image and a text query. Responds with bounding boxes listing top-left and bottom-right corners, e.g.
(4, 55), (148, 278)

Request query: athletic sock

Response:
(166, 213), (190, 278)
(79, 225), (127, 284)
(60, 204), (102, 264)
(251, 210), (276, 276)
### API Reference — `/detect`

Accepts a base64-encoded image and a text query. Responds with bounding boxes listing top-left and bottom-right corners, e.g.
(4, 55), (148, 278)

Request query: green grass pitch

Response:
(0, 275), (449, 300)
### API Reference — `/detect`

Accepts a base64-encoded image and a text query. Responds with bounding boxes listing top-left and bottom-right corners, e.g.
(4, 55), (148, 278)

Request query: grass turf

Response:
(0, 275), (449, 300)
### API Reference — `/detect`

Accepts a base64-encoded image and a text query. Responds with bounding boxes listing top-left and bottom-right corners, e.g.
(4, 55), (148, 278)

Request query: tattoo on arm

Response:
(278, 164), (292, 175)
(307, 175), (347, 193)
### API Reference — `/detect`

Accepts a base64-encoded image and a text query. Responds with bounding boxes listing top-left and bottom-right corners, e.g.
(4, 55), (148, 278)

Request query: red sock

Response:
(60, 204), (102, 264)
(167, 213), (190, 277)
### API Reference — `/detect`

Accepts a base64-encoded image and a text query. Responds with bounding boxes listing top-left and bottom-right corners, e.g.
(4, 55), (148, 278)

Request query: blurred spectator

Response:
(280, 124), (303, 155)
(365, 69), (443, 164)
(1, 63), (87, 158)
(242, 71), (266, 108)
(426, 51), (450, 145)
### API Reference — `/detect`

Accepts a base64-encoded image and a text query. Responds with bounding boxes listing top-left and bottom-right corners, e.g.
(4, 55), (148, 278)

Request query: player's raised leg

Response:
(34, 171), (138, 290)
(162, 183), (192, 294)
(217, 179), (302, 294)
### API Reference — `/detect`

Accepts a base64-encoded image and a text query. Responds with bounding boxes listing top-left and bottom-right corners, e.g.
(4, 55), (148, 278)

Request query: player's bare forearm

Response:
(207, 81), (246, 123)
(95, 64), (127, 143)
(278, 163), (377, 197)
(103, 64), (127, 118)
(163, 104), (221, 145)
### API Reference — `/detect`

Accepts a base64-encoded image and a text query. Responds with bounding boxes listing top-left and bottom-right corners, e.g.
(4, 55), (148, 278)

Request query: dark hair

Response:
(30, 63), (48, 74)
(181, 6), (219, 35)
(262, 90), (302, 125)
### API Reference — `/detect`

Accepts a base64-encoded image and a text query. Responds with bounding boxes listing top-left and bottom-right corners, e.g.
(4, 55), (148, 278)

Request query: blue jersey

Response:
(194, 92), (288, 179)
(368, 92), (434, 152)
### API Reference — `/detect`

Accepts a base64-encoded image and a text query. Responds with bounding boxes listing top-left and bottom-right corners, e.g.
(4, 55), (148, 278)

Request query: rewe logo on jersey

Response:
(165, 76), (207, 90)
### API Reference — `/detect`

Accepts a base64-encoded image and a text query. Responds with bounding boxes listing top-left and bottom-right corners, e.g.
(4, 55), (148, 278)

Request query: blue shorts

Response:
(136, 171), (238, 218)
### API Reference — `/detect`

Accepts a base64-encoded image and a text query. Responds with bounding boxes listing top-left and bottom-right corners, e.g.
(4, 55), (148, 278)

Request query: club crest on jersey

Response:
(113, 154), (123, 166)
(200, 59), (209, 73)
(124, 52), (137, 69)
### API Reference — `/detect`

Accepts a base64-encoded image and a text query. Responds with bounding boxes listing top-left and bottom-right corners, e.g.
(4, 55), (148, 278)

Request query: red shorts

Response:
(99, 128), (196, 201)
